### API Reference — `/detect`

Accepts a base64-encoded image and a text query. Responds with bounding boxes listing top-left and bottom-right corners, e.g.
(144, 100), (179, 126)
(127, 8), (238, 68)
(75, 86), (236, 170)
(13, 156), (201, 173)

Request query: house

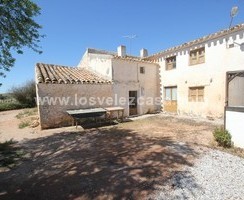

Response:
(35, 23), (244, 129)
(35, 46), (160, 129)
(77, 46), (161, 115)
(147, 23), (244, 119)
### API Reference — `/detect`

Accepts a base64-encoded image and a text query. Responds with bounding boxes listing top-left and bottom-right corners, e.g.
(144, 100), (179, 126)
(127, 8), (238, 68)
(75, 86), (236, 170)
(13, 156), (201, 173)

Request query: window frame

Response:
(164, 86), (177, 101)
(189, 47), (205, 66)
(140, 66), (145, 74)
(166, 56), (176, 70)
(188, 87), (204, 102)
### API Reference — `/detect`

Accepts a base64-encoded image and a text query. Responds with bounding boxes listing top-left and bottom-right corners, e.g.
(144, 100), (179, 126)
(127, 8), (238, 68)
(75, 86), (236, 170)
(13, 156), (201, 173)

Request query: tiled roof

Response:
(146, 23), (244, 60)
(113, 55), (155, 64)
(36, 63), (112, 84)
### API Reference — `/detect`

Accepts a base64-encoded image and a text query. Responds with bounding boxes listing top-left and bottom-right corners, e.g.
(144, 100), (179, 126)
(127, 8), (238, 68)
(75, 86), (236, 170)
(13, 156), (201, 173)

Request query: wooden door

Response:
(164, 87), (177, 112)
(129, 91), (137, 115)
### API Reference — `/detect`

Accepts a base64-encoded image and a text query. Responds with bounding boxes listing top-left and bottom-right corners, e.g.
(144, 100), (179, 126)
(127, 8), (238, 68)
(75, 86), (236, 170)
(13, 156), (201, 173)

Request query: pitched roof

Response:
(35, 63), (112, 84)
(146, 23), (244, 60)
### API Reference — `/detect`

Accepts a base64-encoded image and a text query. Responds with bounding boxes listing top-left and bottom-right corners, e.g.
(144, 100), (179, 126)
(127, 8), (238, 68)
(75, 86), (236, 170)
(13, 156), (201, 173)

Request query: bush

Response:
(10, 80), (36, 108)
(213, 128), (232, 148)
(0, 102), (24, 111)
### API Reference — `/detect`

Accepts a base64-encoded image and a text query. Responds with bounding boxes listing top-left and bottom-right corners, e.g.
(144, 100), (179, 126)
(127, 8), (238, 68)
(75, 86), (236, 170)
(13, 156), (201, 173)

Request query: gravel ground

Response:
(151, 149), (244, 200)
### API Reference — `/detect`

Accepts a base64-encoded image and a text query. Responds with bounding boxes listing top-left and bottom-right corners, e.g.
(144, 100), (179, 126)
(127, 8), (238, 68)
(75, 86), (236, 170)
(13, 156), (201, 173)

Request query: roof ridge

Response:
(87, 48), (142, 58)
(112, 55), (156, 64)
(87, 48), (117, 56)
(36, 62), (75, 69)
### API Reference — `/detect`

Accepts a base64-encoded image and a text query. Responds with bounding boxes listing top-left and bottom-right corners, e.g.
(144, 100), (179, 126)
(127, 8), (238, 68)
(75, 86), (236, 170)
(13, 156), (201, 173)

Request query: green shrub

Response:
(10, 80), (36, 108)
(0, 102), (24, 111)
(213, 128), (232, 148)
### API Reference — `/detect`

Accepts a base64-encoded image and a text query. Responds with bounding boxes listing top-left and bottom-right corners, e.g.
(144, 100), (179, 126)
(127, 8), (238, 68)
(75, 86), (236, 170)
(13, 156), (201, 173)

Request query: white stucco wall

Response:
(77, 51), (161, 116)
(226, 110), (244, 148)
(77, 50), (113, 79)
(112, 59), (161, 115)
(158, 29), (244, 118)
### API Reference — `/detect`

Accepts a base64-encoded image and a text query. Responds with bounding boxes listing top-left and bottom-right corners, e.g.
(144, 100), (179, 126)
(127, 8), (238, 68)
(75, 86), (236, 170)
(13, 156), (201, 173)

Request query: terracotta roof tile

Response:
(112, 55), (155, 63)
(146, 23), (244, 59)
(36, 63), (112, 84)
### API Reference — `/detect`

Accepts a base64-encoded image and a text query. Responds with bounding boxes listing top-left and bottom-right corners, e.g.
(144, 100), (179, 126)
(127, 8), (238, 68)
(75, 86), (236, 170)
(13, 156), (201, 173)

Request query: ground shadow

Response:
(0, 140), (24, 169)
(0, 127), (200, 199)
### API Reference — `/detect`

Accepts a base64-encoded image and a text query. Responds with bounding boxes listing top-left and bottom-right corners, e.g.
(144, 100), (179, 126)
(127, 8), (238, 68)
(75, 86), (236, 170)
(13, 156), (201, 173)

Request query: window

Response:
(189, 47), (205, 65)
(228, 43), (235, 48)
(140, 66), (145, 74)
(166, 56), (176, 70)
(165, 87), (177, 101)
(189, 87), (204, 102)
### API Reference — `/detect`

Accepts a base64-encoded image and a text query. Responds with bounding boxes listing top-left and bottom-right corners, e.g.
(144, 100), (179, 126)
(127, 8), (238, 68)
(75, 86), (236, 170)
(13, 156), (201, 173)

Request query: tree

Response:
(0, 0), (43, 84)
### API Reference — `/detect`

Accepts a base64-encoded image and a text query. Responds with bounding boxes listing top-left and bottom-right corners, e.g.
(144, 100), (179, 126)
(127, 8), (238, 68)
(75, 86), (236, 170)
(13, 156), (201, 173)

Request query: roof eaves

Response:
(146, 23), (244, 59)
(35, 63), (112, 85)
(112, 55), (156, 64)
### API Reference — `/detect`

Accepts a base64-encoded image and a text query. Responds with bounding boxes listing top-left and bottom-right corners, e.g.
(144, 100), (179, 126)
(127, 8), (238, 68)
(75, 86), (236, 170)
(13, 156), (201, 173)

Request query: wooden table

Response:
(104, 107), (124, 122)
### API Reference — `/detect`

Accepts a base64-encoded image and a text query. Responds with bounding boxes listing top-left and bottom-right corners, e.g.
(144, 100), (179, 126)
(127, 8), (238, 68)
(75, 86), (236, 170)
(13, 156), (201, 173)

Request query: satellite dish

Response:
(230, 6), (239, 17)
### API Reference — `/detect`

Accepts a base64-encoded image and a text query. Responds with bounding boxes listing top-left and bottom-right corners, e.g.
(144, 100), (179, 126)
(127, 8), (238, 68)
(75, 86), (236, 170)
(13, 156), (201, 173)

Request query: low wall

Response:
(225, 107), (244, 148)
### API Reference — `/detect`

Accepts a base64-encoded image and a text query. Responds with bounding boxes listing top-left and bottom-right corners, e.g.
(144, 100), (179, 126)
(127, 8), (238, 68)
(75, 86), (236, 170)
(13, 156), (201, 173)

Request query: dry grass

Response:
(16, 108), (38, 119)
(118, 115), (218, 147)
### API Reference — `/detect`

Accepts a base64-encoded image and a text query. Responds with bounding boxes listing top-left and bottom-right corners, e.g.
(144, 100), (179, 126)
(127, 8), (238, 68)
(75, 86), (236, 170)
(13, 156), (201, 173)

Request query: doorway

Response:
(164, 86), (177, 112)
(129, 91), (137, 115)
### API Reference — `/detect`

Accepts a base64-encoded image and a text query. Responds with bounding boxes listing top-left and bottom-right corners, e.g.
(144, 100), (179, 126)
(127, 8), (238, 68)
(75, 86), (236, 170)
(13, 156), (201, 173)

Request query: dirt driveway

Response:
(0, 110), (220, 199)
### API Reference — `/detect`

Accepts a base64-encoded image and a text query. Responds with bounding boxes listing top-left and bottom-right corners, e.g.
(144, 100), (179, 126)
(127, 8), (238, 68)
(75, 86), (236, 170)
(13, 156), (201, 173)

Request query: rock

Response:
(30, 120), (39, 128)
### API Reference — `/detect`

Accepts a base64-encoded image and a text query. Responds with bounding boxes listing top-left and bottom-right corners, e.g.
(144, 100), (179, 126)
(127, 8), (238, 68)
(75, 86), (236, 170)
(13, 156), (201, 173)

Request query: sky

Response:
(0, 0), (244, 93)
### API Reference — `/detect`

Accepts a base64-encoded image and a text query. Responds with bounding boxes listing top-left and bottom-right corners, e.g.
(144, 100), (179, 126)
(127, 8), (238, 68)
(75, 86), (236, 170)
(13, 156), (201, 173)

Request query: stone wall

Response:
(36, 83), (113, 129)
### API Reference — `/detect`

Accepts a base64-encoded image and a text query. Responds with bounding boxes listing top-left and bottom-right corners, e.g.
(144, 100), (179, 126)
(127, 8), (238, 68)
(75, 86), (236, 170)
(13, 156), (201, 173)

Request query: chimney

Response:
(117, 45), (126, 57)
(140, 48), (148, 58)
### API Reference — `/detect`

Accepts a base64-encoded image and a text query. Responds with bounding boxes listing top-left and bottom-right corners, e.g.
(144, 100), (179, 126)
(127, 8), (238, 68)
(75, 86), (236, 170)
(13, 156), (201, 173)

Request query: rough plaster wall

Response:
(112, 59), (160, 115)
(77, 51), (113, 79)
(37, 84), (113, 129)
(159, 30), (244, 118)
(76, 51), (160, 116)
(37, 81), (159, 129)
